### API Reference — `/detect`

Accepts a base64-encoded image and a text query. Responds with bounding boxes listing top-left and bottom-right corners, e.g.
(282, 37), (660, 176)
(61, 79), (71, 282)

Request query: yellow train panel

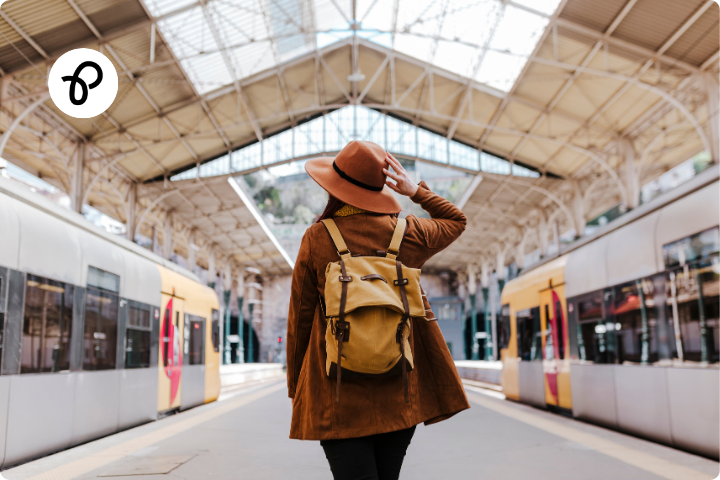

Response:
(156, 265), (220, 413)
(501, 256), (571, 409)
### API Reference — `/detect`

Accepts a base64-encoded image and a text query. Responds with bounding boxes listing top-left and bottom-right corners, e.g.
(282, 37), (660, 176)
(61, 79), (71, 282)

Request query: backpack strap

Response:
(321, 219), (351, 260)
(386, 218), (407, 261)
(395, 259), (410, 403)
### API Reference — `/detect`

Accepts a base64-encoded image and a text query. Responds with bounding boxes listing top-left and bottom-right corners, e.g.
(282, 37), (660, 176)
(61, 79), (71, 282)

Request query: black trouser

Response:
(320, 426), (416, 480)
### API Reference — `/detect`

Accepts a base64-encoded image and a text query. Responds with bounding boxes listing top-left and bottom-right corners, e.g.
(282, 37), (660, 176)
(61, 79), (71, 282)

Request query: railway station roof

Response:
(0, 0), (717, 276)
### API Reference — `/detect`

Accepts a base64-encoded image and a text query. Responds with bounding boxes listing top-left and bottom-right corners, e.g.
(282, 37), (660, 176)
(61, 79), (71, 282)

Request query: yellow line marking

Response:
(21, 382), (285, 480)
(466, 391), (715, 480)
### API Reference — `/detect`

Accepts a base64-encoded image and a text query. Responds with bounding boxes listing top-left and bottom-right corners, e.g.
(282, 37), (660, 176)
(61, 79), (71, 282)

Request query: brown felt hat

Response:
(305, 140), (401, 214)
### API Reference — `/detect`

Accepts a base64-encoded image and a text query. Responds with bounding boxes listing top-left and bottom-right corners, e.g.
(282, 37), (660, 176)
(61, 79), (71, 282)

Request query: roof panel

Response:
(611, 0), (708, 53)
(559, 0), (629, 34)
(664, 6), (720, 66)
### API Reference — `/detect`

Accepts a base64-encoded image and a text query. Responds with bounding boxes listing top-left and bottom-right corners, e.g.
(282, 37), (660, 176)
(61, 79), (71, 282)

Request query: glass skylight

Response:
(143, 0), (562, 94)
(171, 105), (539, 181)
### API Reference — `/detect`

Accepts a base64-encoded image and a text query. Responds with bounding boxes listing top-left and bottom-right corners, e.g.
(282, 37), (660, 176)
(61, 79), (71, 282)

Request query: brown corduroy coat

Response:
(286, 182), (471, 440)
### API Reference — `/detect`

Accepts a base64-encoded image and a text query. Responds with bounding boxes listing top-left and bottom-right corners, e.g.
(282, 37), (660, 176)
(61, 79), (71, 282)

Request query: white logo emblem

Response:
(48, 48), (118, 119)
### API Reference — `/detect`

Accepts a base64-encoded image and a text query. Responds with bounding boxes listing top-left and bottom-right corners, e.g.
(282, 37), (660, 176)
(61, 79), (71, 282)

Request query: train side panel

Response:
(205, 308), (221, 404)
(0, 188), (19, 269)
(156, 265), (219, 413)
(0, 179), (207, 466)
(655, 180), (719, 265)
(501, 257), (567, 404)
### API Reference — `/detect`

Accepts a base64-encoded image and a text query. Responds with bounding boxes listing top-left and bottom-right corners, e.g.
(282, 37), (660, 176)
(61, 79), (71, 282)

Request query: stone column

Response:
(70, 142), (85, 213)
(619, 137), (640, 210)
(125, 183), (137, 242)
(570, 180), (587, 238)
(236, 273), (245, 364)
(223, 263), (232, 366)
(467, 264), (478, 360)
(537, 209), (548, 258)
(702, 72), (719, 163)
(207, 250), (216, 288)
(496, 248), (506, 293)
(152, 225), (159, 255)
(247, 286), (255, 364)
(187, 230), (196, 274)
(163, 213), (173, 260)
(481, 260), (493, 361)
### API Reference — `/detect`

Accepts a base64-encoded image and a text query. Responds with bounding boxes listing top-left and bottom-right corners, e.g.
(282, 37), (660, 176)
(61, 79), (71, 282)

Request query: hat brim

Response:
(305, 157), (402, 214)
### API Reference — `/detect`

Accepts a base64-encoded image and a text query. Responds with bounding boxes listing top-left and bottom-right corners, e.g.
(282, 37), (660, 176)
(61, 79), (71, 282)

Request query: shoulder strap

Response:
(386, 218), (407, 261)
(321, 219), (351, 260)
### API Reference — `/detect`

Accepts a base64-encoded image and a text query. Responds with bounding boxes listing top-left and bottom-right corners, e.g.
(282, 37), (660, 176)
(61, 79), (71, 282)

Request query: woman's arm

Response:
(384, 153), (467, 255)
(409, 181), (467, 253)
(286, 229), (318, 398)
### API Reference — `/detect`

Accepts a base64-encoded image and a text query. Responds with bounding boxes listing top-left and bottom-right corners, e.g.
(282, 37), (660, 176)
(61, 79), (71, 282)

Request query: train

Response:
(499, 164), (719, 459)
(0, 174), (221, 468)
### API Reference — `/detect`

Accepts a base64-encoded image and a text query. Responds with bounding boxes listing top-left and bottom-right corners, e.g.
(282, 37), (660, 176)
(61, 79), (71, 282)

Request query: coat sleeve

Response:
(286, 228), (319, 399)
(409, 180), (467, 256)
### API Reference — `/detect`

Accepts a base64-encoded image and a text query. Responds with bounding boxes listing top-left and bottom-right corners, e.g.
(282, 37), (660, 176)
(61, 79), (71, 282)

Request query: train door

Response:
(539, 284), (572, 410)
(158, 292), (185, 412)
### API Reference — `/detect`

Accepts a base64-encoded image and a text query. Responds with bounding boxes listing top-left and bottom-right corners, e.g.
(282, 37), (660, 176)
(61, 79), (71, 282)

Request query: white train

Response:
(0, 175), (221, 467)
(500, 164), (719, 459)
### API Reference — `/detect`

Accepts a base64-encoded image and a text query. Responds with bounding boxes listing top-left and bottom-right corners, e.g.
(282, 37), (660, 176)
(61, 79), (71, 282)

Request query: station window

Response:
(83, 267), (120, 370)
(126, 306), (151, 369)
(185, 314), (205, 365)
(516, 307), (541, 361)
(211, 308), (220, 353)
(21, 274), (74, 373)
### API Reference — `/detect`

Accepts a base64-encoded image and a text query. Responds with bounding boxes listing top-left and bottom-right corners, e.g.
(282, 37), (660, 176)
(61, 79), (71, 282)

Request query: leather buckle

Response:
(396, 323), (404, 343)
(394, 278), (409, 286)
(336, 320), (350, 342)
(339, 275), (353, 282)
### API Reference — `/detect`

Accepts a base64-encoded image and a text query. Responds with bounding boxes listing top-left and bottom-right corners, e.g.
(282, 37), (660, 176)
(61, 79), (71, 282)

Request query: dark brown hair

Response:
(316, 195), (346, 223)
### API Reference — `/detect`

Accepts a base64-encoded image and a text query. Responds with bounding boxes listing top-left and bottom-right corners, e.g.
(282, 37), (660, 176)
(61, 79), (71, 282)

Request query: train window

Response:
(544, 304), (554, 360)
(578, 294), (603, 321)
(667, 255), (719, 363)
(129, 307), (150, 329)
(613, 280), (658, 364)
(126, 307), (151, 369)
(211, 308), (220, 353)
(574, 291), (608, 363)
(21, 274), (74, 374)
(0, 312), (3, 371)
(555, 300), (565, 360)
(663, 227), (719, 269)
(83, 287), (119, 370)
(185, 315), (205, 365)
(87, 266), (120, 293)
(0, 277), (3, 371)
(498, 304), (511, 350)
(516, 308), (540, 361)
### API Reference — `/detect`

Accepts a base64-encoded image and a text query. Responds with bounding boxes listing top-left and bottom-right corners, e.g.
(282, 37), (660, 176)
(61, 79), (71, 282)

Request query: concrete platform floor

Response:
(3, 381), (718, 480)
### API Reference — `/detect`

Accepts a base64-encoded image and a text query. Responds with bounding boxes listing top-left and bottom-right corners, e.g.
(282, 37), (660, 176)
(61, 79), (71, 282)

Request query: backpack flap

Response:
(324, 256), (425, 318)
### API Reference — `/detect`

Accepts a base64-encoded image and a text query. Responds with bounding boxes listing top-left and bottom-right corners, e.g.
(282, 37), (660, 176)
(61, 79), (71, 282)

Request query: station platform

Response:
(2, 381), (717, 480)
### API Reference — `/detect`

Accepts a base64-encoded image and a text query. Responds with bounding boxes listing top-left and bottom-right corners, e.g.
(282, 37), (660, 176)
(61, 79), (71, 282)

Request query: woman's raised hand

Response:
(383, 152), (418, 198)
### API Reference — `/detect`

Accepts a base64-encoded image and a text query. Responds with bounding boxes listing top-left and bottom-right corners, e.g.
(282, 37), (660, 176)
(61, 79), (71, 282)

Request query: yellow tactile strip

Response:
(465, 390), (716, 480)
(21, 382), (286, 480)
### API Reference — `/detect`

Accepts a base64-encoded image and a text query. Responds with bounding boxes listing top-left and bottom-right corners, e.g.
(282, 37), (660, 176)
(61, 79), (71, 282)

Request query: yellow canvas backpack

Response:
(321, 218), (425, 403)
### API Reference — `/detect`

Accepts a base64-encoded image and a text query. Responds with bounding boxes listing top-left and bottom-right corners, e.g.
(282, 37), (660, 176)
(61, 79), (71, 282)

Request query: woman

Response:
(287, 140), (470, 480)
